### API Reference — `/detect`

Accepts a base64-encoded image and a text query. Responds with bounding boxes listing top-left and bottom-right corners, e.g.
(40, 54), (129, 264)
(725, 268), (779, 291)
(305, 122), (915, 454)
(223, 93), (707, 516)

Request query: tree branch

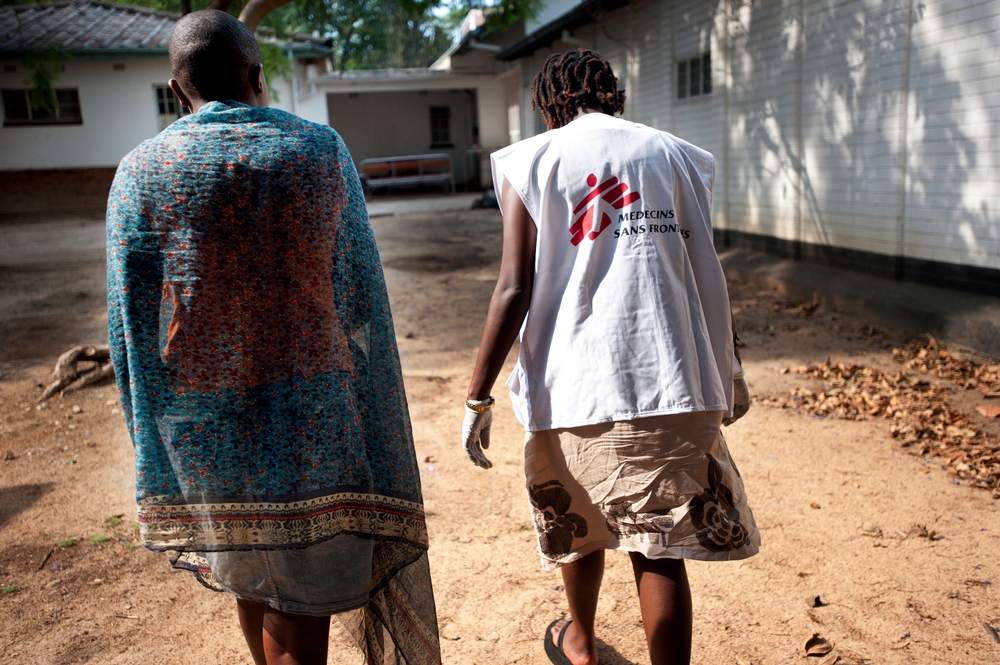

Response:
(239, 0), (296, 33)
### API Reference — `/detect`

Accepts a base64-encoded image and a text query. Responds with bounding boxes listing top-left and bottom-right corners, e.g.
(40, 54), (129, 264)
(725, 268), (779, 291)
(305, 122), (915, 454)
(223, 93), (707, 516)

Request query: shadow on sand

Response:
(595, 638), (642, 665)
(0, 483), (55, 529)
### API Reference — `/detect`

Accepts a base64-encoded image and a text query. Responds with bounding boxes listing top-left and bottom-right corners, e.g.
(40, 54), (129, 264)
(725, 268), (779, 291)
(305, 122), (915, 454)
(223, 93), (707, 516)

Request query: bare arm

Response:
(467, 180), (537, 401)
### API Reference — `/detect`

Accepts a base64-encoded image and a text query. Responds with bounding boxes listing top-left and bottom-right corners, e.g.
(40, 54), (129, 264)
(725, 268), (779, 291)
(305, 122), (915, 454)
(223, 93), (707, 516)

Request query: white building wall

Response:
(0, 58), (173, 169)
(326, 89), (478, 185)
(1, 56), (331, 171)
(726, 0), (801, 244)
(513, 0), (999, 273)
(629, 0), (672, 133)
(797, 0), (911, 257)
(904, 0), (1000, 270)
(268, 71), (295, 116)
(477, 79), (509, 150)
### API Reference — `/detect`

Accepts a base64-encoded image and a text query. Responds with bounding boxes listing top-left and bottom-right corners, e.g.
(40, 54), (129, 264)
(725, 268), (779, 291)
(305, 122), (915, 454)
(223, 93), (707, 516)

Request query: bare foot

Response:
(549, 615), (597, 665)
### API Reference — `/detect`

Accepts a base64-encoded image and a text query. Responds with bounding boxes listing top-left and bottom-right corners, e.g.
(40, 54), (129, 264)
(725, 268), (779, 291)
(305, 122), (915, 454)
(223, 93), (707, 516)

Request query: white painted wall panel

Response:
(630, 0), (672, 132)
(326, 89), (478, 185)
(284, 0), (1000, 275)
(0, 59), (173, 169)
(797, 0), (910, 250)
(905, 0), (1000, 269)
(726, 0), (801, 242)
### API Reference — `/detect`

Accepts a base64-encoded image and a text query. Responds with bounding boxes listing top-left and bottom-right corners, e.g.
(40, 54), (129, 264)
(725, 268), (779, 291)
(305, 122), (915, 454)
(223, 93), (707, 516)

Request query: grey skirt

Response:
(205, 534), (374, 616)
(524, 410), (759, 571)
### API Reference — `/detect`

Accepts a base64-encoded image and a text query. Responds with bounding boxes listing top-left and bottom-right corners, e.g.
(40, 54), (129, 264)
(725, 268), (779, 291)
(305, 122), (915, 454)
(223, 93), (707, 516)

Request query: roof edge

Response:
(497, 0), (630, 61)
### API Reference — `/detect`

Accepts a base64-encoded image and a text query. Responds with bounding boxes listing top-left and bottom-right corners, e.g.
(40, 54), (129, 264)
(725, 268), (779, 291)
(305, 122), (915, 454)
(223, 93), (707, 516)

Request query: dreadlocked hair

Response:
(531, 49), (626, 130)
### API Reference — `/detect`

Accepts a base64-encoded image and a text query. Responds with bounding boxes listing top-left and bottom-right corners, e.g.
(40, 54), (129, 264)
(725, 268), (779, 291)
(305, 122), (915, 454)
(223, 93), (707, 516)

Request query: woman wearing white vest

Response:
(463, 50), (758, 665)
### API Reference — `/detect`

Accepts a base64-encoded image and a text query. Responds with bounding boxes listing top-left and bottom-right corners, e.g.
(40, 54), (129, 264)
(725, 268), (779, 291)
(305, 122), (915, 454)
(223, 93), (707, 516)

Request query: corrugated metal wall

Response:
(516, 0), (1000, 281)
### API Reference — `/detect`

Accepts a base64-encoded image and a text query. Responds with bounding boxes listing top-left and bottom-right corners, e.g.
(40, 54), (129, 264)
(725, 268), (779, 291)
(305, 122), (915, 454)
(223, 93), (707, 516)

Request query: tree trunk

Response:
(181, 0), (192, 15)
(207, 0), (234, 11)
(239, 0), (296, 32)
(338, 25), (356, 72)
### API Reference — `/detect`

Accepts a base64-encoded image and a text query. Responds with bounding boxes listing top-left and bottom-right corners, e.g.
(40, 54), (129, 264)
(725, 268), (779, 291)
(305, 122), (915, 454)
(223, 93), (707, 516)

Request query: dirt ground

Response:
(1, 210), (998, 665)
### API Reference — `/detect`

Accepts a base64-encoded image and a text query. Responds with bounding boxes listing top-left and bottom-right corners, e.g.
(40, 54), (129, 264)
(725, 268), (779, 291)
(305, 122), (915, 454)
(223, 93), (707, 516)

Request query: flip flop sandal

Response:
(544, 617), (574, 665)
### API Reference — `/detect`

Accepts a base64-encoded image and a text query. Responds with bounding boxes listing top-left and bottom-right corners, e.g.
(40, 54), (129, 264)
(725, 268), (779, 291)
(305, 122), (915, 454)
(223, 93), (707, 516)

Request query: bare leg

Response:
(237, 598), (331, 665)
(627, 553), (692, 665)
(551, 549), (605, 665)
(237, 599), (268, 665)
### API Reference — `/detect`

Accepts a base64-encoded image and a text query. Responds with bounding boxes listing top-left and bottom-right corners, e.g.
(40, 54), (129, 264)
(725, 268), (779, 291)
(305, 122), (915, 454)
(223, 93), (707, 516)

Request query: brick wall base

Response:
(0, 168), (118, 222)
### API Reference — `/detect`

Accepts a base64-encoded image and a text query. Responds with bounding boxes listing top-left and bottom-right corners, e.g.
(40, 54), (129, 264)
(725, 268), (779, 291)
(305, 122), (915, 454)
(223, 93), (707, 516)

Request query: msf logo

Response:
(569, 173), (641, 246)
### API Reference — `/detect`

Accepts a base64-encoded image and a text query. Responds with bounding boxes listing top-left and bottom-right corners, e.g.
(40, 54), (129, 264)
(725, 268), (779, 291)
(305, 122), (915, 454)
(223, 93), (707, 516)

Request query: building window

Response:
(2, 88), (82, 126)
(430, 106), (451, 148)
(154, 85), (183, 132)
(677, 53), (711, 100)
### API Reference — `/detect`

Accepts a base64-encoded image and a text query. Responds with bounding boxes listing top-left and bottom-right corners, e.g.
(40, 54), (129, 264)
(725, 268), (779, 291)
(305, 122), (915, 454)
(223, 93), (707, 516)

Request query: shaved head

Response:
(169, 9), (261, 103)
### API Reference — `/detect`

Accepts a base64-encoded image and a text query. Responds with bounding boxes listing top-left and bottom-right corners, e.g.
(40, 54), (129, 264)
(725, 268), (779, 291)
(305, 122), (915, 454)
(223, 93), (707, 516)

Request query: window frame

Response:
(676, 52), (712, 101)
(2, 88), (83, 126)
(154, 84), (184, 132)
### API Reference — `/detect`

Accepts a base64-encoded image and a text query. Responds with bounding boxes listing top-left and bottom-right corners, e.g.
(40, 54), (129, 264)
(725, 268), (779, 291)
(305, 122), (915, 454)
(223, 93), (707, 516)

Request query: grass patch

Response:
(2, 583), (19, 595)
(89, 534), (111, 545)
(58, 538), (77, 548)
(105, 515), (124, 527)
(123, 542), (137, 550)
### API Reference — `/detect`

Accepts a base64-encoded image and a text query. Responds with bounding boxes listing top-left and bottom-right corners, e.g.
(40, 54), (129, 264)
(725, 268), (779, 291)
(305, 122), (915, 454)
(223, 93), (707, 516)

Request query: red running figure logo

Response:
(569, 173), (641, 246)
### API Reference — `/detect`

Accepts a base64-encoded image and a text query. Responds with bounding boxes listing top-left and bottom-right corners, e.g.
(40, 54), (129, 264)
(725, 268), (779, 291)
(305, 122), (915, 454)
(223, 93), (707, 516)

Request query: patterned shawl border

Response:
(138, 491), (425, 516)
(138, 492), (428, 550)
(137, 485), (424, 507)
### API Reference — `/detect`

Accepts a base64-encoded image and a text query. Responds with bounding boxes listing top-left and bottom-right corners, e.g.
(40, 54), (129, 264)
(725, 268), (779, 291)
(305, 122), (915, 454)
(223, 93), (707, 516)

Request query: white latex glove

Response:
(462, 406), (493, 469)
(723, 375), (751, 426)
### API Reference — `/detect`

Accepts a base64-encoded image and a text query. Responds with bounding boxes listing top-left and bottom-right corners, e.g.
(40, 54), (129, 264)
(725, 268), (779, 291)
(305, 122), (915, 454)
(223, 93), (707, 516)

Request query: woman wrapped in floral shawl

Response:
(106, 10), (439, 664)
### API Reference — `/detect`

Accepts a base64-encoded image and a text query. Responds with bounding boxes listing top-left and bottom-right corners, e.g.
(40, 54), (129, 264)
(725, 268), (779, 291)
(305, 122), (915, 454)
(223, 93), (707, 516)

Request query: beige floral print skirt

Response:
(523, 410), (759, 571)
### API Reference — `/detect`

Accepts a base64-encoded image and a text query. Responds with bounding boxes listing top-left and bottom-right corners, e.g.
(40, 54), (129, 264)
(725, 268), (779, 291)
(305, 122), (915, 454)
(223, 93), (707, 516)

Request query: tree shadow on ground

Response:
(0, 483), (55, 529)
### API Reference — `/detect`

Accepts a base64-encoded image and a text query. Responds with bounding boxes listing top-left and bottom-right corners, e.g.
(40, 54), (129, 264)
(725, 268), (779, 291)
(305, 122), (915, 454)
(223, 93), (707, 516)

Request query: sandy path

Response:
(1, 212), (997, 664)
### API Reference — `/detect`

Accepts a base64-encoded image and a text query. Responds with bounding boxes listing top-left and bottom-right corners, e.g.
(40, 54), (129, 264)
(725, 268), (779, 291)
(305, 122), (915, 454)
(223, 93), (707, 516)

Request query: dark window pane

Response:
(2, 89), (30, 120)
(689, 57), (701, 96)
(677, 61), (687, 99)
(430, 105), (450, 146)
(55, 89), (81, 122)
(702, 53), (712, 94)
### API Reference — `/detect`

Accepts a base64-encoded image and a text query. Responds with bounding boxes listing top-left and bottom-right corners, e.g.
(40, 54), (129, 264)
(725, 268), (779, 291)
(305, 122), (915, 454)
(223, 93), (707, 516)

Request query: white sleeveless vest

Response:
(491, 112), (736, 431)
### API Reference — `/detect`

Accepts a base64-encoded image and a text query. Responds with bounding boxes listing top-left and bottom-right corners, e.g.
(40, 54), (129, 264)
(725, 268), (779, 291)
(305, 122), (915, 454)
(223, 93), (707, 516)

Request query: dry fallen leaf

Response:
(810, 502), (821, 509)
(759, 346), (1000, 494)
(975, 404), (1000, 419)
(802, 633), (834, 656)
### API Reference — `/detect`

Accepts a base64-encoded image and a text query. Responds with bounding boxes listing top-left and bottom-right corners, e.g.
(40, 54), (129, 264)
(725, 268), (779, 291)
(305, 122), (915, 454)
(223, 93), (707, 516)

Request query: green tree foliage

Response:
(19, 47), (71, 115)
(4, 0), (539, 72)
(436, 0), (542, 34)
(260, 0), (449, 71)
(258, 39), (293, 100)
(260, 0), (538, 71)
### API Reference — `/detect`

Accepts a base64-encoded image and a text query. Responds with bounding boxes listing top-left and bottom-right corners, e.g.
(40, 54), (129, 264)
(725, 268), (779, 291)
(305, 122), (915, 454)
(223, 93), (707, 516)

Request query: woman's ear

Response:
(168, 78), (195, 113)
(250, 63), (270, 107)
